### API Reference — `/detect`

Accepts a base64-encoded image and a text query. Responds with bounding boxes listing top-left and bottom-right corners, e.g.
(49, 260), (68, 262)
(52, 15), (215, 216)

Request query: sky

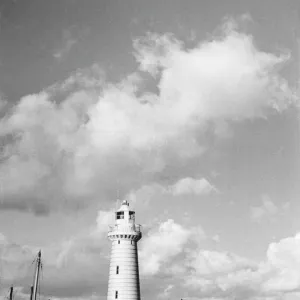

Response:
(0, 0), (300, 300)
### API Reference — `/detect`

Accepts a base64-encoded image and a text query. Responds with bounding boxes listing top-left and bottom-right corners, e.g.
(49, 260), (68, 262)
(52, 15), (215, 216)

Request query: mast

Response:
(9, 286), (13, 300)
(32, 251), (42, 300)
(30, 286), (33, 300)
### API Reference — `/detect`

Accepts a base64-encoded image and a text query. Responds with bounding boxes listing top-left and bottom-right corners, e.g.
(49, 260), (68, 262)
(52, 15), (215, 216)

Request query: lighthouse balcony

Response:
(108, 224), (141, 234)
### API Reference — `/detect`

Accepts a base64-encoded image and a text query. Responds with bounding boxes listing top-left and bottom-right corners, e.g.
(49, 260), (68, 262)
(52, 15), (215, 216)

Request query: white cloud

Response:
(0, 234), (38, 283)
(47, 64), (105, 93)
(134, 28), (291, 124)
(212, 234), (220, 243)
(53, 38), (77, 60)
(158, 284), (174, 299)
(125, 177), (217, 213)
(0, 286), (29, 300)
(153, 229), (300, 300)
(53, 29), (79, 61)
(126, 183), (168, 210)
(0, 18), (292, 214)
(54, 209), (113, 269)
(186, 250), (256, 278)
(250, 195), (278, 222)
(170, 177), (218, 196)
(3, 214), (300, 300)
(165, 248), (261, 298)
(262, 233), (300, 293)
(0, 97), (7, 112)
(0, 209), (112, 299)
(139, 219), (205, 275)
(250, 194), (289, 222)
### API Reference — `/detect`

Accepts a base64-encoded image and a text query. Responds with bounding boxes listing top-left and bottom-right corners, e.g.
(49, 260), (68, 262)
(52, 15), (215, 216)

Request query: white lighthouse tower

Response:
(107, 200), (142, 300)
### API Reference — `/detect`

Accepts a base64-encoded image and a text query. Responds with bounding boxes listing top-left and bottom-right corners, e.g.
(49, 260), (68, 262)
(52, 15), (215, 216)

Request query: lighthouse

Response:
(107, 200), (142, 300)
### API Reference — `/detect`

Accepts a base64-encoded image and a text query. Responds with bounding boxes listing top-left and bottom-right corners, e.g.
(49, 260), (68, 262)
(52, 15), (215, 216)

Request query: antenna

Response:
(115, 198), (118, 212)
(116, 179), (120, 211)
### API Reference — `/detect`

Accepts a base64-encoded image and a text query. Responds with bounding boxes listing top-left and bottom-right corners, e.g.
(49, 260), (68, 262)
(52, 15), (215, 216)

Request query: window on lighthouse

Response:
(129, 211), (135, 220)
(116, 212), (124, 219)
(115, 291), (118, 299)
(116, 266), (119, 274)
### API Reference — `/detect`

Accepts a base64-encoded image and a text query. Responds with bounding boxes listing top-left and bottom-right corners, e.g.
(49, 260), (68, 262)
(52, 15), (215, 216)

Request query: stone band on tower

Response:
(107, 200), (142, 300)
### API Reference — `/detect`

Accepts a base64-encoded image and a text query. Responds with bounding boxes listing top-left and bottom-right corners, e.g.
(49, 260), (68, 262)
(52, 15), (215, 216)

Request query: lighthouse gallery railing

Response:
(108, 224), (141, 233)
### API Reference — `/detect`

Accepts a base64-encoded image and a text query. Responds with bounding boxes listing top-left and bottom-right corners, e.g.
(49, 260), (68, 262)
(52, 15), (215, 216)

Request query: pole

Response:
(9, 286), (13, 300)
(32, 251), (41, 300)
(30, 286), (33, 300)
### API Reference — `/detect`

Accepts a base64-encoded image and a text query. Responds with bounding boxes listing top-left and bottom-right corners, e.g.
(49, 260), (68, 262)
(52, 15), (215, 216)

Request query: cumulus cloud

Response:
(0, 19), (292, 214)
(53, 38), (77, 60)
(127, 177), (217, 208)
(250, 194), (289, 222)
(0, 97), (7, 113)
(134, 29), (291, 123)
(186, 250), (254, 277)
(158, 284), (174, 299)
(3, 213), (300, 300)
(0, 286), (29, 300)
(52, 27), (89, 61)
(262, 233), (300, 293)
(47, 64), (105, 93)
(152, 230), (300, 300)
(0, 209), (113, 299)
(170, 177), (218, 196)
(139, 219), (205, 275)
(250, 195), (278, 222)
(139, 219), (192, 275)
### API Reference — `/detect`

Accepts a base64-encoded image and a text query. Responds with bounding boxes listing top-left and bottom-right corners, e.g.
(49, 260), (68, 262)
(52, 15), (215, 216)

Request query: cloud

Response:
(250, 194), (289, 222)
(262, 233), (300, 293)
(0, 286), (29, 300)
(139, 219), (206, 275)
(0, 209), (113, 299)
(3, 213), (300, 300)
(53, 39), (77, 60)
(0, 18), (292, 214)
(212, 234), (220, 243)
(126, 183), (167, 210)
(134, 29), (291, 124)
(0, 97), (7, 112)
(53, 26), (90, 61)
(184, 250), (258, 284)
(250, 194), (278, 222)
(53, 29), (78, 61)
(148, 229), (300, 300)
(127, 177), (217, 207)
(53, 209), (113, 270)
(170, 177), (218, 196)
(47, 64), (105, 93)
(0, 235), (38, 286)
(158, 284), (174, 299)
